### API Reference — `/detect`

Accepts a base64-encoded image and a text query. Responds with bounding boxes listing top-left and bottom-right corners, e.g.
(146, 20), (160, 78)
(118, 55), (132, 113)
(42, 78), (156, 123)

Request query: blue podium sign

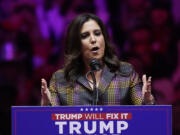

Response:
(12, 105), (171, 135)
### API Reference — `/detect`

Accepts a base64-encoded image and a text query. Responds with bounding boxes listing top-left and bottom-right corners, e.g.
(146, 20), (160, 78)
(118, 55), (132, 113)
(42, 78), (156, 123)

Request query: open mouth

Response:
(91, 47), (99, 52)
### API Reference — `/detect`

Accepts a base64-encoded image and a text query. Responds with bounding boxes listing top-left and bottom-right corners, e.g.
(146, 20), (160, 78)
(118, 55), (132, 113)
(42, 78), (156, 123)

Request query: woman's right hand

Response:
(41, 78), (51, 106)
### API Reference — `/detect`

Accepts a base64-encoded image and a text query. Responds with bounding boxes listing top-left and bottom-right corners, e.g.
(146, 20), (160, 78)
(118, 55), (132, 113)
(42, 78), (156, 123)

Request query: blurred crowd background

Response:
(0, 0), (180, 134)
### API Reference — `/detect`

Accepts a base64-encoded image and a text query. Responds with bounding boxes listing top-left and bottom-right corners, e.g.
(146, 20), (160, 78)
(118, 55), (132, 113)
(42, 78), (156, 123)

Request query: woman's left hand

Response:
(142, 74), (155, 105)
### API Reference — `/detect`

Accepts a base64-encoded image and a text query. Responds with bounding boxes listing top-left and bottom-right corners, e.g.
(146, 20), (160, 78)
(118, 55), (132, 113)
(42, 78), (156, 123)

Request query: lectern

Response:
(12, 105), (171, 135)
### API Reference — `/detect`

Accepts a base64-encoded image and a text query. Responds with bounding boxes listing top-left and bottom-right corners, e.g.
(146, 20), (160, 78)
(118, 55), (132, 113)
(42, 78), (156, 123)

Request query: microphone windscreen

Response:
(89, 58), (101, 71)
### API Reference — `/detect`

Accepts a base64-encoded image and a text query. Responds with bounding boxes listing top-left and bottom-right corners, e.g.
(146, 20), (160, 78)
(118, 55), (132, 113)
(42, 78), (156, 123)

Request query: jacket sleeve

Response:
(49, 73), (61, 106)
(129, 67), (143, 105)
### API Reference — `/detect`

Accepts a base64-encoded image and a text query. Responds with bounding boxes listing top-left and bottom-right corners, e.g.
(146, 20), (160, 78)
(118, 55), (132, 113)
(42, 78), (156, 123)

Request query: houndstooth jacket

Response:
(49, 61), (143, 106)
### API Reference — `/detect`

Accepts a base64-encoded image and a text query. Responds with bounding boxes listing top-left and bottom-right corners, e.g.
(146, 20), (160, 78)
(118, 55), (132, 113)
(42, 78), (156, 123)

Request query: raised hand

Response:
(41, 78), (51, 106)
(142, 74), (155, 105)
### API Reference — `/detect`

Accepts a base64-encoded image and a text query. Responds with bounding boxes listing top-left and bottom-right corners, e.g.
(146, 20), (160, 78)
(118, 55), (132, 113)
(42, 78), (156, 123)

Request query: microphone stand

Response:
(88, 58), (101, 105)
(90, 71), (98, 105)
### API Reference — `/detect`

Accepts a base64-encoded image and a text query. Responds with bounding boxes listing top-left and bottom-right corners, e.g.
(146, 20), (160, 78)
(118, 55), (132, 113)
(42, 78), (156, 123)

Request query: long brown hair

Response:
(64, 13), (120, 86)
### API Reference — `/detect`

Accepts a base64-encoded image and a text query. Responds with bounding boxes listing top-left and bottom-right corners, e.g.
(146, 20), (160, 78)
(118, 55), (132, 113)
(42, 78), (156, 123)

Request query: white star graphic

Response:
(95, 108), (98, 111)
(90, 108), (94, 111)
(100, 108), (103, 111)
(80, 108), (84, 111)
(85, 108), (89, 111)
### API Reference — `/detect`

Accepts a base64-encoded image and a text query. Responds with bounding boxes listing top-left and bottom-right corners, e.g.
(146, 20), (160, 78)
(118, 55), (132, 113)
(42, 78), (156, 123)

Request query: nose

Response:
(90, 34), (96, 44)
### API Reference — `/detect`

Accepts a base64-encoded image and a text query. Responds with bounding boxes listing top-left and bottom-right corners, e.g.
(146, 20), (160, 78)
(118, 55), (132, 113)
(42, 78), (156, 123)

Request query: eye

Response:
(80, 32), (89, 39)
(94, 30), (102, 36)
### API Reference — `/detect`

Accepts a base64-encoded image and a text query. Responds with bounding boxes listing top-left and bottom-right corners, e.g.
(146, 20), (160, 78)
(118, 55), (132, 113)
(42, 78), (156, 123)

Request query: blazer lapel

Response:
(98, 66), (115, 94)
(76, 66), (115, 92)
(77, 75), (92, 90)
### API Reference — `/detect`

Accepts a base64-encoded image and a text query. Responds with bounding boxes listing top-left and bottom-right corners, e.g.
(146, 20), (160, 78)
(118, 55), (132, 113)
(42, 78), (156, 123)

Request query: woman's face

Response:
(80, 19), (105, 64)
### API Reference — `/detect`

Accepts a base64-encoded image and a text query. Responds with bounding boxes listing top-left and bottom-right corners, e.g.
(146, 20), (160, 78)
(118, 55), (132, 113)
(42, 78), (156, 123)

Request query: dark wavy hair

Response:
(64, 13), (120, 86)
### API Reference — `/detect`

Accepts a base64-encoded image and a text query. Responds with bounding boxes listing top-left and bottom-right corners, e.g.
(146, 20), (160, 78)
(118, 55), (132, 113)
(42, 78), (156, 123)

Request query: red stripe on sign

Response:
(52, 113), (132, 120)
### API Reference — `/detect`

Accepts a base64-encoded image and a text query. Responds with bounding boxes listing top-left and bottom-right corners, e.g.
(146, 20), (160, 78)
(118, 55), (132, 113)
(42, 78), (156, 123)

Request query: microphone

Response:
(89, 59), (101, 105)
(89, 58), (101, 71)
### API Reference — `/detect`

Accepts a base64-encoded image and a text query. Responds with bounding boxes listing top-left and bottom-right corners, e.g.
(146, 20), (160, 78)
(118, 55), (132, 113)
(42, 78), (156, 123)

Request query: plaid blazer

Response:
(49, 62), (143, 106)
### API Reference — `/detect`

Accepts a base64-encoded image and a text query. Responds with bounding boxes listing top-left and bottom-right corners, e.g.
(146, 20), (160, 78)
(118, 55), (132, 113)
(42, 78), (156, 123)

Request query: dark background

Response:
(0, 0), (179, 134)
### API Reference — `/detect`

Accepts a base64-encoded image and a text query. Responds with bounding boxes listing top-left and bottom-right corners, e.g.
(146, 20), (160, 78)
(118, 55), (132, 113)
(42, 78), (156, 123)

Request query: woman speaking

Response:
(41, 13), (155, 106)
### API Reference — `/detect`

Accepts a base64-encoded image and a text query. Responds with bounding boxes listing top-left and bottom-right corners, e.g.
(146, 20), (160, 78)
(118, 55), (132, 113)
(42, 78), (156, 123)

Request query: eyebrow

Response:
(81, 29), (101, 34)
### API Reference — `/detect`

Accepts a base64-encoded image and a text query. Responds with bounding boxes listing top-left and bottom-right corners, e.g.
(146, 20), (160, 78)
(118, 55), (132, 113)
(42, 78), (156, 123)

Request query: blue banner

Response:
(12, 105), (171, 135)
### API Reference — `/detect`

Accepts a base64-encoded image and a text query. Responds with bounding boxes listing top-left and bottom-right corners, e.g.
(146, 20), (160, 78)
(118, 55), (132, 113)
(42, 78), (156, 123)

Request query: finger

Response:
(142, 74), (147, 93)
(41, 78), (48, 93)
(147, 76), (151, 83)
(147, 76), (151, 87)
(147, 76), (152, 92)
(142, 74), (147, 84)
(147, 76), (151, 86)
(41, 78), (47, 88)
